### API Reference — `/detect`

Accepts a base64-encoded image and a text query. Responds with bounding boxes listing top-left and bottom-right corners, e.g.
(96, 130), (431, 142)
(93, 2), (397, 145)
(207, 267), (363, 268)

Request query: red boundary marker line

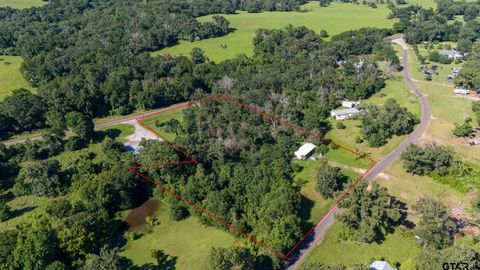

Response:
(127, 94), (377, 260)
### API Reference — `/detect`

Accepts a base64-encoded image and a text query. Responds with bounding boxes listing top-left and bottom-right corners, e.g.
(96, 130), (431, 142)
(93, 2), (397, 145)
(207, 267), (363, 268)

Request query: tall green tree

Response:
(315, 160), (348, 198)
(413, 197), (452, 249)
(338, 182), (403, 243)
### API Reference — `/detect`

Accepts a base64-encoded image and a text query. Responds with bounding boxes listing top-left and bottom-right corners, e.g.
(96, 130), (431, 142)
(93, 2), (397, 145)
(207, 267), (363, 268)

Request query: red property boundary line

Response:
(127, 94), (377, 260)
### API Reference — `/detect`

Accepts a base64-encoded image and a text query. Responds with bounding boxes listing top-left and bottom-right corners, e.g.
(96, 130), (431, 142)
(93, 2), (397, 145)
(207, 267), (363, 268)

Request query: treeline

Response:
(389, 0), (480, 52)
(0, 23), (395, 139)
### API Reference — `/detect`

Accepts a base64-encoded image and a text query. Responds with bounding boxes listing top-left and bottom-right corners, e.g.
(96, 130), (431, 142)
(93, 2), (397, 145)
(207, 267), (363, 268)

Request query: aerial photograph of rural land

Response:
(1, 0), (480, 269)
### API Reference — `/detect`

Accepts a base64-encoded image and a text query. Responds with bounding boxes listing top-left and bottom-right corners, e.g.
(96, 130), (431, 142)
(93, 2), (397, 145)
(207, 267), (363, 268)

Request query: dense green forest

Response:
(0, 3), (403, 265)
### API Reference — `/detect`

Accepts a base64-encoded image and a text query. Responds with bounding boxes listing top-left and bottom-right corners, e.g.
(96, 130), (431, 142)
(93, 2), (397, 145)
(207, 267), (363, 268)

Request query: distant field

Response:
(0, 0), (46, 9)
(120, 201), (234, 270)
(0, 56), (35, 101)
(155, 2), (396, 62)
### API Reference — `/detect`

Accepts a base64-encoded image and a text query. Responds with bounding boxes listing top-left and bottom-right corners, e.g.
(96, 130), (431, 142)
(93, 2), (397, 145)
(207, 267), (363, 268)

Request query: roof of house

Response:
(295, 143), (316, 157)
(439, 49), (461, 57)
(370, 261), (394, 270)
(331, 108), (360, 116)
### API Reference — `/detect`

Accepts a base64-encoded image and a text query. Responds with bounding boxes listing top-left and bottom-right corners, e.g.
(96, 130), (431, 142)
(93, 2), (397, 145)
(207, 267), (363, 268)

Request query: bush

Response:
(146, 216), (160, 226)
(336, 121), (346, 129)
(355, 135), (364, 143)
(124, 231), (141, 241)
(170, 199), (189, 221)
(0, 201), (12, 222)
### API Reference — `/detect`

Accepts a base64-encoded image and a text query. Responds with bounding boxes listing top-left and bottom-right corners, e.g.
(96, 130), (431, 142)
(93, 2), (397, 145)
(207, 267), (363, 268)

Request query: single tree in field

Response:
(338, 181), (403, 243)
(413, 197), (453, 249)
(209, 247), (257, 270)
(315, 160), (348, 198)
(452, 117), (474, 138)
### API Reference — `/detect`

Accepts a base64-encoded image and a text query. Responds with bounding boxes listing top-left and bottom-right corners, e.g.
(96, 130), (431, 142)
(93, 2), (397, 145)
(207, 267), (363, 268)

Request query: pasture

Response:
(120, 200), (235, 270)
(0, 56), (35, 101)
(155, 2), (396, 62)
(0, 0), (45, 9)
(304, 222), (420, 268)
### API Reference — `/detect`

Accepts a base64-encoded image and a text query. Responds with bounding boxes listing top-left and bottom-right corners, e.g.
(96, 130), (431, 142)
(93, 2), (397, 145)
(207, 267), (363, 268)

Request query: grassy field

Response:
(0, 195), (52, 231)
(141, 108), (185, 141)
(155, 2), (396, 62)
(304, 222), (420, 269)
(120, 200), (235, 270)
(0, 0), (45, 9)
(403, 43), (480, 163)
(0, 56), (35, 101)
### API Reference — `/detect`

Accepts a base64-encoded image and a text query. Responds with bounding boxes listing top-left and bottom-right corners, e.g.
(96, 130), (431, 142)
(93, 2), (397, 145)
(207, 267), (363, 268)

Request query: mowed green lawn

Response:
(0, 56), (35, 101)
(304, 222), (420, 269)
(141, 108), (185, 141)
(155, 2), (396, 62)
(120, 201), (235, 270)
(0, 0), (45, 9)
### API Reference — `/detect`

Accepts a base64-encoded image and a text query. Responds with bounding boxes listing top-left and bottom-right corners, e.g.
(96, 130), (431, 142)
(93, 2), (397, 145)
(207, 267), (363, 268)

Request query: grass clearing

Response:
(0, 0), (45, 9)
(141, 108), (185, 141)
(305, 222), (420, 268)
(155, 2), (395, 62)
(120, 200), (235, 270)
(0, 195), (52, 231)
(0, 56), (35, 101)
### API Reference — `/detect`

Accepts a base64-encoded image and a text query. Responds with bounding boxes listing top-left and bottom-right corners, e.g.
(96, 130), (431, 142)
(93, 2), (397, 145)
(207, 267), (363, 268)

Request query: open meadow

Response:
(0, 0), (45, 9)
(155, 2), (396, 62)
(0, 56), (35, 101)
(120, 200), (235, 270)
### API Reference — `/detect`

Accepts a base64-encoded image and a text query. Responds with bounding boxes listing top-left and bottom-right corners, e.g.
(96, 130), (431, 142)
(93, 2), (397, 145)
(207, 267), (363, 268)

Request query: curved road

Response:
(285, 37), (431, 269)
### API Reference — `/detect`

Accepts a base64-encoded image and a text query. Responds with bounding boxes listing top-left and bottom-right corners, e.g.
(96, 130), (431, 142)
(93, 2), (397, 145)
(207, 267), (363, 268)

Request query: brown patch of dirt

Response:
(123, 199), (161, 231)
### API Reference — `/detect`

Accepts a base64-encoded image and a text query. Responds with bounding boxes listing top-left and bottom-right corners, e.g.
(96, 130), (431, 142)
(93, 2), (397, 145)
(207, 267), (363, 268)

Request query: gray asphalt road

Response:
(284, 37), (431, 269)
(1, 102), (187, 146)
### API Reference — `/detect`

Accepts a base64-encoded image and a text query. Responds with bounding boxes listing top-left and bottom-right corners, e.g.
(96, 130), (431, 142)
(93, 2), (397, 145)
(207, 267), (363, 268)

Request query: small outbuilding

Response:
(330, 108), (361, 120)
(370, 260), (395, 270)
(294, 143), (317, 160)
(341, 100), (361, 108)
(453, 88), (470, 95)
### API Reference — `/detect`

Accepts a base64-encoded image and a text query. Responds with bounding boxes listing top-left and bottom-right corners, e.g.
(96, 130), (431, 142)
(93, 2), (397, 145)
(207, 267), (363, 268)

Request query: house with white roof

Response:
(330, 108), (361, 120)
(439, 49), (462, 59)
(453, 88), (470, 95)
(294, 143), (316, 160)
(370, 260), (395, 270)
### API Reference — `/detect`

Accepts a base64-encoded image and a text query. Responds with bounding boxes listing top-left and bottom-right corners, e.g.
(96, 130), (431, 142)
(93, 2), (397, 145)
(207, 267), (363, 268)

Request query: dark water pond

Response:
(123, 199), (160, 231)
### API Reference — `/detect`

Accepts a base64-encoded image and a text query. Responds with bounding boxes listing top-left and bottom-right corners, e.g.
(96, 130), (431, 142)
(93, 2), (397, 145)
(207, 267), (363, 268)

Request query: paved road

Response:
(284, 37), (431, 269)
(1, 103), (186, 146)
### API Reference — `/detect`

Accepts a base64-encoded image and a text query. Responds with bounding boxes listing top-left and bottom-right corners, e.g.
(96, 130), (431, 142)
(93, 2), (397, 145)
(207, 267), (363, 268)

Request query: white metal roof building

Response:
(330, 108), (361, 120)
(294, 143), (317, 160)
(370, 261), (395, 270)
(454, 88), (470, 95)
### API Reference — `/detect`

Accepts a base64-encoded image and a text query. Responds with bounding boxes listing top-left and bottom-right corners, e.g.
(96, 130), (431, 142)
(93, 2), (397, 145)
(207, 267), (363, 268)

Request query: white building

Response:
(370, 261), (395, 270)
(453, 88), (470, 95)
(439, 49), (462, 59)
(294, 143), (317, 160)
(341, 100), (361, 108)
(330, 108), (361, 120)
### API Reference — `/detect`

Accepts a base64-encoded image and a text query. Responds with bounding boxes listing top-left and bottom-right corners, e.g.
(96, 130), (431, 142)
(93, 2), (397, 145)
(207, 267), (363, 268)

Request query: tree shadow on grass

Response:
(11, 206), (37, 219)
(298, 194), (315, 233)
(93, 128), (122, 143)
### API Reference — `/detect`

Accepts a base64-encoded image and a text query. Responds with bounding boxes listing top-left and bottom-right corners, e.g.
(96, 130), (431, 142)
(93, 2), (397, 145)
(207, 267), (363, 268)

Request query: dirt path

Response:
(123, 119), (161, 151)
(284, 37), (431, 269)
